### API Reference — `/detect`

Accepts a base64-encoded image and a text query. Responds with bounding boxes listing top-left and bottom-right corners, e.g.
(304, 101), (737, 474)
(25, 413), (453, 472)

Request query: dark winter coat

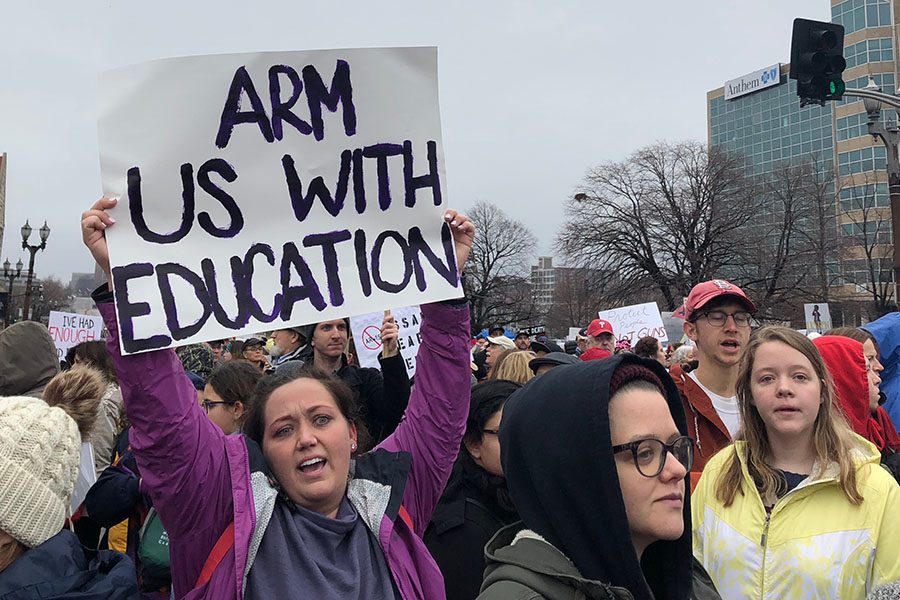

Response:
(0, 529), (138, 599)
(424, 453), (519, 600)
(336, 352), (411, 447)
(484, 355), (709, 600)
(480, 523), (721, 600)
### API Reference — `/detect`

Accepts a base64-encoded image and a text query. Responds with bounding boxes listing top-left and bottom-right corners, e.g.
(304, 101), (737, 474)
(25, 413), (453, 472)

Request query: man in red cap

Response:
(579, 318), (615, 362)
(672, 279), (756, 490)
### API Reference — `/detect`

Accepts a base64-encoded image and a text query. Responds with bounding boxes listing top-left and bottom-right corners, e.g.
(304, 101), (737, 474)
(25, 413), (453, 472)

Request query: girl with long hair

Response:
(692, 326), (900, 599)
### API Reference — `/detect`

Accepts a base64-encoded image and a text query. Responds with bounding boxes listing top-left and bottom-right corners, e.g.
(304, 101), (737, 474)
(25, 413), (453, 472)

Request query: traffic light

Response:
(789, 18), (846, 103)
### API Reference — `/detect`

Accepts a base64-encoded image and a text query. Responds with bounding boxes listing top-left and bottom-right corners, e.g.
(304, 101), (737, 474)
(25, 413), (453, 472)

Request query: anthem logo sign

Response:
(725, 64), (781, 100)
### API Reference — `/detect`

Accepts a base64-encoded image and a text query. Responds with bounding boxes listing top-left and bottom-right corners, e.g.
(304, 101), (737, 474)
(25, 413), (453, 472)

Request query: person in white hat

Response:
(0, 368), (138, 597)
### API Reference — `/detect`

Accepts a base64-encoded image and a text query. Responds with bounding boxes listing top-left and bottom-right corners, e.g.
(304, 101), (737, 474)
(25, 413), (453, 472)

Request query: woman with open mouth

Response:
(692, 327), (900, 599)
(81, 197), (476, 600)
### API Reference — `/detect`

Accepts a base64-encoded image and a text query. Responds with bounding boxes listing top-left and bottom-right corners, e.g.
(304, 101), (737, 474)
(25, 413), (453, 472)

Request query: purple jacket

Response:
(99, 299), (471, 599)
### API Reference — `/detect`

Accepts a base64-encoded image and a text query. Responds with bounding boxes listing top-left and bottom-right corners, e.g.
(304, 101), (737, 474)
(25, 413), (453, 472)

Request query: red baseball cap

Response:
(673, 279), (756, 320)
(586, 318), (615, 337)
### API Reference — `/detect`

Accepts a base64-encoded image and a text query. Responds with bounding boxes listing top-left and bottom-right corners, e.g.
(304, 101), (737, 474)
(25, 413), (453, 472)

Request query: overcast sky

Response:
(0, 0), (829, 282)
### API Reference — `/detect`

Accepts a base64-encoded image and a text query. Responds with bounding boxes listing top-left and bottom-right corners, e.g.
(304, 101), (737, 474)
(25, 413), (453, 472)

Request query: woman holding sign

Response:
(82, 197), (474, 600)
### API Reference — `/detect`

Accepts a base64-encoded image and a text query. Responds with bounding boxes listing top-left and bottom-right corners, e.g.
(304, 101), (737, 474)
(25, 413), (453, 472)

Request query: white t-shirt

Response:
(688, 371), (741, 438)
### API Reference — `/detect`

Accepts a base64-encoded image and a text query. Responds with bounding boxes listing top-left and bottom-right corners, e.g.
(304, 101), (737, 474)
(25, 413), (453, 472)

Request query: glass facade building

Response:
(707, 0), (896, 305)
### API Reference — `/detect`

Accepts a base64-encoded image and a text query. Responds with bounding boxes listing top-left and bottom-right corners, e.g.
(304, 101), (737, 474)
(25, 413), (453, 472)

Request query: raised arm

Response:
(376, 210), (474, 534)
(82, 198), (235, 591)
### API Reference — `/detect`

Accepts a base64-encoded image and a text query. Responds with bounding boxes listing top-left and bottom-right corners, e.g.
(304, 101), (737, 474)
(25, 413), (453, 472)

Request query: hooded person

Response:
(0, 321), (60, 398)
(478, 355), (720, 600)
(0, 368), (138, 599)
(814, 336), (900, 481)
(863, 312), (900, 427)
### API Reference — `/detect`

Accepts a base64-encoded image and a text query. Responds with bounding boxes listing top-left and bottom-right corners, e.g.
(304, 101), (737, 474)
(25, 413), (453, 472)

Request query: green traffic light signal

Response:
(790, 18), (846, 103)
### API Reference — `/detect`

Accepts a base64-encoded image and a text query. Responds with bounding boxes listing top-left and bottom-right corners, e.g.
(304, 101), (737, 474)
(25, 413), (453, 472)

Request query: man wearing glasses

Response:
(672, 279), (756, 491)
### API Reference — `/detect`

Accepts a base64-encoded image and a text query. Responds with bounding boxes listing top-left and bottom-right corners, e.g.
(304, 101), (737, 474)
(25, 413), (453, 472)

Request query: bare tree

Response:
(544, 265), (614, 336)
(556, 141), (757, 310)
(463, 201), (539, 333)
(841, 180), (894, 314)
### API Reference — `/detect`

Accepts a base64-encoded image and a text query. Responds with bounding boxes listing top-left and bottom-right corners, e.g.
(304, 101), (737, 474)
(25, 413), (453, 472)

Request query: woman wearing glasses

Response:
(425, 380), (522, 600)
(692, 327), (900, 599)
(478, 355), (720, 599)
(201, 360), (263, 435)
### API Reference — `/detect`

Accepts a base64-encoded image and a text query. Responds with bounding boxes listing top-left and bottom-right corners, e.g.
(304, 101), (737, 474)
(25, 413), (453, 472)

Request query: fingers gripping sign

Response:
(80, 197), (119, 282)
(381, 309), (399, 358)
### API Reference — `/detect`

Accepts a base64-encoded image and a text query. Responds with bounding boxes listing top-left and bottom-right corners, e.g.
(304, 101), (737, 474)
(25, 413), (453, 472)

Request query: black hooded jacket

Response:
(487, 354), (698, 600)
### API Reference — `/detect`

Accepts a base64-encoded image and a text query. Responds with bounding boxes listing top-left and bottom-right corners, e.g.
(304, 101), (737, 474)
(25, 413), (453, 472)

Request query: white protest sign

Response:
(598, 302), (669, 345)
(349, 305), (422, 377)
(567, 327), (581, 341)
(48, 311), (104, 360)
(804, 303), (832, 334)
(99, 48), (459, 355)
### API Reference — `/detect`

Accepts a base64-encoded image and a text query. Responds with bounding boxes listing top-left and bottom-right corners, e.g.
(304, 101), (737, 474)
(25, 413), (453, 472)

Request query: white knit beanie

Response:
(0, 396), (81, 548)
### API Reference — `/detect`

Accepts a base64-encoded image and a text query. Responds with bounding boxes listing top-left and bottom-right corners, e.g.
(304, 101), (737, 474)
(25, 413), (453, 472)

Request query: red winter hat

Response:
(586, 318), (614, 337)
(673, 279), (756, 321)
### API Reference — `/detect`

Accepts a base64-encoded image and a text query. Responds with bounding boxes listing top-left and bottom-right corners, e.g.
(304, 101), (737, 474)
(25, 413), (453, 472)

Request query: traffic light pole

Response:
(842, 86), (900, 308)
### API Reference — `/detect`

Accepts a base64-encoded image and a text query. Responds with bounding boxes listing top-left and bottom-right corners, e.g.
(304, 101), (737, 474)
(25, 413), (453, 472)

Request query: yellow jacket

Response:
(692, 438), (900, 599)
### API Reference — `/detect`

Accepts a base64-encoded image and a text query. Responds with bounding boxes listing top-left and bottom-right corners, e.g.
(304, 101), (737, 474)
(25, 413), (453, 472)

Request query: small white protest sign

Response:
(349, 305), (422, 377)
(48, 311), (104, 360)
(98, 48), (459, 355)
(598, 302), (669, 345)
(804, 303), (832, 334)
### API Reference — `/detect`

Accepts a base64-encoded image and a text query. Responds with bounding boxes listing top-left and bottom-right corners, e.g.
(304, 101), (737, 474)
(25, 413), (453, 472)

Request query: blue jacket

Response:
(0, 530), (138, 599)
(864, 312), (900, 425)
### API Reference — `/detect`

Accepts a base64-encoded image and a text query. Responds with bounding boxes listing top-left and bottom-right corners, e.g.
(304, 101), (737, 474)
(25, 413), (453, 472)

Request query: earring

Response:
(351, 442), (357, 451)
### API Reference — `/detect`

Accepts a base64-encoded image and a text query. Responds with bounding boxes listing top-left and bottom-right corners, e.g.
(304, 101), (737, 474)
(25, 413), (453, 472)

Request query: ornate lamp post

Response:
(21, 220), (50, 321)
(2, 258), (23, 326)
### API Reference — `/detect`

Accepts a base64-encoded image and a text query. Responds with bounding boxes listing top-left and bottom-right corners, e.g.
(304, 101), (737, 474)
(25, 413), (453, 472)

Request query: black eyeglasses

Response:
(482, 428), (500, 436)
(611, 436), (695, 478)
(693, 310), (752, 328)
(202, 400), (230, 413)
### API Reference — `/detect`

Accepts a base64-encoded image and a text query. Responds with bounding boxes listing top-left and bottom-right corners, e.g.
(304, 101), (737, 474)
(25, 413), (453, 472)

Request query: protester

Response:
(0, 369), (138, 598)
(240, 337), (272, 373)
(514, 331), (531, 350)
(488, 350), (536, 384)
(670, 344), (695, 368)
(485, 335), (515, 376)
(692, 327), (900, 599)
(634, 336), (668, 367)
(488, 324), (506, 338)
(82, 197), (474, 599)
(479, 355), (719, 599)
(672, 279), (755, 489)
(425, 380), (521, 600)
(85, 358), (263, 595)
(269, 326), (311, 368)
(615, 337), (633, 354)
(72, 340), (126, 477)
(863, 312), (900, 427)
(815, 335), (900, 482)
(307, 315), (411, 447)
(528, 351), (579, 376)
(584, 318), (616, 354)
(222, 340), (240, 362)
(0, 320), (60, 399)
(529, 335), (563, 356)
(201, 360), (264, 436)
(208, 340), (226, 364)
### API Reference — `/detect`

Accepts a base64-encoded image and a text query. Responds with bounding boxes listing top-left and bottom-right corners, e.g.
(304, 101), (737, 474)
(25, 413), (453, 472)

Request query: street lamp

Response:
(2, 258), (23, 326)
(20, 220), (50, 321)
(861, 78), (900, 307)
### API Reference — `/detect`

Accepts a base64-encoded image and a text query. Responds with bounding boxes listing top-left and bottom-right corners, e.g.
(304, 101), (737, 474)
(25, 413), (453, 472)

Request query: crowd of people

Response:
(0, 197), (898, 599)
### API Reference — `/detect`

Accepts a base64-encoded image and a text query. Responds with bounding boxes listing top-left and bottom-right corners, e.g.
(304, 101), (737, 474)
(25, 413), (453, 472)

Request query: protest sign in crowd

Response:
(1, 46), (899, 600)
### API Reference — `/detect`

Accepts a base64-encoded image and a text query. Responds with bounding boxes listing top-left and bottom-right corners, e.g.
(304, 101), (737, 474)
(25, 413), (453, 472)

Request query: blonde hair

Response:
(715, 326), (862, 506)
(489, 350), (536, 385)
